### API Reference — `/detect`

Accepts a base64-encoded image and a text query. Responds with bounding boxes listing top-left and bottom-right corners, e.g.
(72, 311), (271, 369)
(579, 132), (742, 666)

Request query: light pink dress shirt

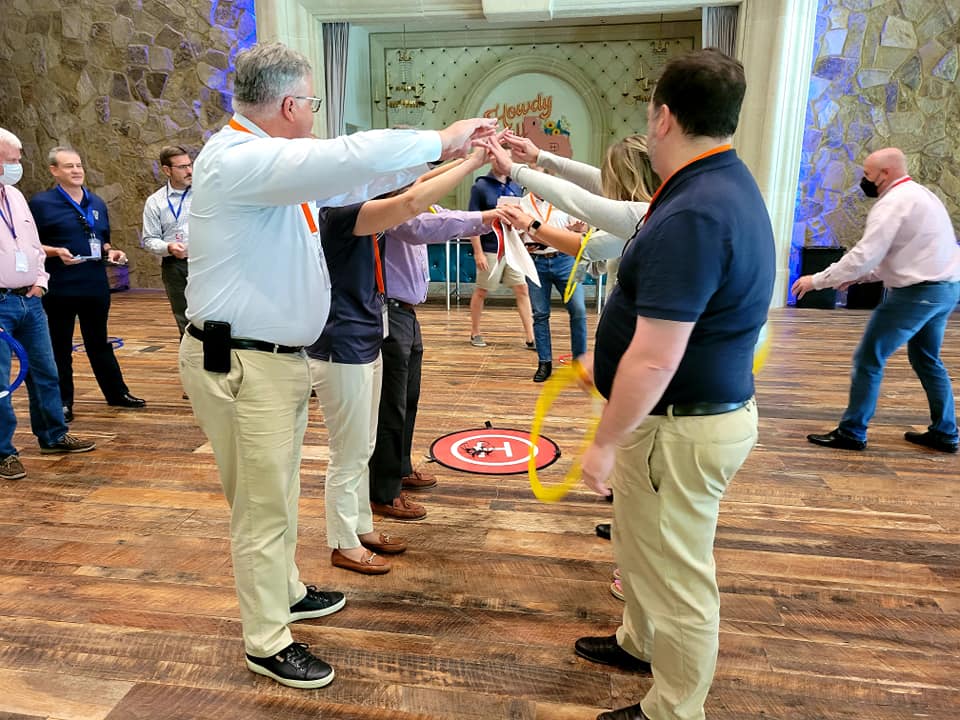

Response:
(0, 184), (48, 291)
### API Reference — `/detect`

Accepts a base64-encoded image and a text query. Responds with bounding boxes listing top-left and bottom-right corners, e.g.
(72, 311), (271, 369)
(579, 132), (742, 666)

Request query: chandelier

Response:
(374, 26), (439, 126)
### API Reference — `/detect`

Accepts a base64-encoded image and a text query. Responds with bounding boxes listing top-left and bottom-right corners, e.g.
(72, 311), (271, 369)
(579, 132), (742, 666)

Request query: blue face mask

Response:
(0, 162), (23, 186)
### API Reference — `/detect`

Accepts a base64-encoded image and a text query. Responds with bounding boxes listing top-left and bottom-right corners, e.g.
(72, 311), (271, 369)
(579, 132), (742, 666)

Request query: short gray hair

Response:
(48, 146), (80, 166)
(233, 42), (312, 115)
(0, 128), (22, 150)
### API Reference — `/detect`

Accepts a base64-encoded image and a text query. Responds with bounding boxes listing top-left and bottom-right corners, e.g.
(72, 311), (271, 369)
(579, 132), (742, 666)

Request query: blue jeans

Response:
(839, 281), (960, 442)
(0, 293), (69, 457)
(528, 254), (588, 363)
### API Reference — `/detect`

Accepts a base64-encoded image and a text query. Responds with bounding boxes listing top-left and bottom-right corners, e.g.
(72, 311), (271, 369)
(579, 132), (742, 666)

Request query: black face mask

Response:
(859, 175), (879, 198)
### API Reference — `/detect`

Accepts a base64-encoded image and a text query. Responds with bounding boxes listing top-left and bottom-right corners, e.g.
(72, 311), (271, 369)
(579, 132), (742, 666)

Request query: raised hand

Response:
(502, 131), (541, 164)
(498, 204), (535, 233)
(437, 119), (497, 161)
(477, 137), (512, 177)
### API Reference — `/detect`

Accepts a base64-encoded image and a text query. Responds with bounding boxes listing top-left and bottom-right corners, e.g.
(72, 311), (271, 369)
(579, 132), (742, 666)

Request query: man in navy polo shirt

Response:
(573, 49), (775, 720)
(466, 167), (536, 349)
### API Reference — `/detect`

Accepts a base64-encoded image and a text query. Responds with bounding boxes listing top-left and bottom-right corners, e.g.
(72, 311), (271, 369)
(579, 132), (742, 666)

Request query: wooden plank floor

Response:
(2, 290), (958, 720)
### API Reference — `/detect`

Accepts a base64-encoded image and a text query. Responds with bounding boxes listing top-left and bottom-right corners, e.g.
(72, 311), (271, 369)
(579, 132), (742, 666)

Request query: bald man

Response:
(794, 148), (960, 453)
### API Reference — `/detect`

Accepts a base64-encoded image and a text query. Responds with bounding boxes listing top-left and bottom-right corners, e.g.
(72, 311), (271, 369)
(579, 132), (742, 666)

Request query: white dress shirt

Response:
(813, 177), (960, 290)
(185, 113), (441, 346)
(141, 183), (192, 256)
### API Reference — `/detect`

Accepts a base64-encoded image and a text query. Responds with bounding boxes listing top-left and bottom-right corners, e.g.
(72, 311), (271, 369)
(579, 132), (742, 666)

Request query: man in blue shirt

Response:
(29, 147), (145, 422)
(574, 49), (775, 720)
(466, 170), (536, 349)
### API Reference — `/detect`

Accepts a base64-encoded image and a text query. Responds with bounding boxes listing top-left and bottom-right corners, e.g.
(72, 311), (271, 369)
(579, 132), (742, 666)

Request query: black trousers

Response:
(42, 293), (129, 407)
(161, 256), (189, 337)
(369, 303), (423, 504)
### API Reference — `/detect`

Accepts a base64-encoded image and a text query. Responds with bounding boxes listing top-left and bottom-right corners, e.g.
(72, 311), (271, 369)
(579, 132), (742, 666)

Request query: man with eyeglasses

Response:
(142, 146), (193, 338)
(179, 42), (495, 690)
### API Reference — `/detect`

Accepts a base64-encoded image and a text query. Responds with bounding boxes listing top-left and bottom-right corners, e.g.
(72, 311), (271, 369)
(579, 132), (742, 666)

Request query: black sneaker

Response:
(246, 642), (334, 689)
(289, 585), (345, 622)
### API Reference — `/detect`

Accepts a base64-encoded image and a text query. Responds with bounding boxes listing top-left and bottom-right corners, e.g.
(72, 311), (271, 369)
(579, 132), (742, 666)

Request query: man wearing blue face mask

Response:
(793, 147), (960, 453)
(0, 128), (96, 481)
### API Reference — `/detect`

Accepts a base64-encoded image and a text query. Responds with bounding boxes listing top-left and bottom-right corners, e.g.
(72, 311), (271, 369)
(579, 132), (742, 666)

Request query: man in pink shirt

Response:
(0, 128), (95, 480)
(793, 147), (960, 453)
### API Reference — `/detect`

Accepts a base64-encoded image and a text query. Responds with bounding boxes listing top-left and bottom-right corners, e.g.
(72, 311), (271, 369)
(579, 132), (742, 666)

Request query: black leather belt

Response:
(186, 324), (303, 354)
(0, 287), (32, 296)
(650, 400), (748, 417)
(387, 298), (415, 312)
(531, 252), (560, 259)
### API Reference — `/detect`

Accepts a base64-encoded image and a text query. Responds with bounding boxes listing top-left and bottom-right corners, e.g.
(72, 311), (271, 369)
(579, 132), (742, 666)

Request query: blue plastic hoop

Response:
(0, 328), (29, 399)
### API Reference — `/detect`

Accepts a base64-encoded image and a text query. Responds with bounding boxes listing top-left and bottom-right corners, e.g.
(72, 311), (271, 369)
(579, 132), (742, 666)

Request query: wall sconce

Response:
(621, 60), (653, 105)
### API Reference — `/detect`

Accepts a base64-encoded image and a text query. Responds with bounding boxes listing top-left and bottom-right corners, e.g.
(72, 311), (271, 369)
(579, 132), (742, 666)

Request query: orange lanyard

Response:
(372, 234), (385, 294)
(528, 193), (553, 224)
(227, 117), (318, 234)
(643, 144), (732, 222)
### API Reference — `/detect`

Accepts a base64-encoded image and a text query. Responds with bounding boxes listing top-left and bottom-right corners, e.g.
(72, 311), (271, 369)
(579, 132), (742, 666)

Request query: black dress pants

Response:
(369, 303), (423, 504)
(42, 293), (129, 407)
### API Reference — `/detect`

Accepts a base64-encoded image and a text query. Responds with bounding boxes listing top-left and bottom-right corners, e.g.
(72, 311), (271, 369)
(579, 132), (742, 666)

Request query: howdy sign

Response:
(483, 93), (553, 133)
(430, 427), (560, 475)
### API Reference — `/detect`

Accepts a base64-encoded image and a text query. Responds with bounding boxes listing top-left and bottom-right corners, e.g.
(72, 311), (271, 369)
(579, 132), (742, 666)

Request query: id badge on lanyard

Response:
(88, 232), (102, 259)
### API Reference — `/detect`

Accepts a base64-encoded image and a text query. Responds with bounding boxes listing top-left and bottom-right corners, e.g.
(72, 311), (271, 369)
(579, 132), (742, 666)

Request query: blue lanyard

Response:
(0, 189), (16, 240)
(56, 185), (97, 230)
(166, 185), (188, 221)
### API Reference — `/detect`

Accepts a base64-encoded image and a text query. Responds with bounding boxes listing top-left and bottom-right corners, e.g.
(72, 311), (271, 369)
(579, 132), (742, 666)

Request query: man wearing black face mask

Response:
(793, 147), (960, 453)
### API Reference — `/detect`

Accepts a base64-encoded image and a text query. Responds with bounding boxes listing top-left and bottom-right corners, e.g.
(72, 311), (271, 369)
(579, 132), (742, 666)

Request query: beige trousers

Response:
(309, 356), (382, 550)
(613, 400), (758, 720)
(179, 334), (311, 657)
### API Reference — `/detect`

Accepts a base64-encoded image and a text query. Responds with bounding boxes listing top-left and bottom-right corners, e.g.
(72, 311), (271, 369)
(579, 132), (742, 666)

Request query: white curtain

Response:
(702, 5), (739, 57)
(322, 23), (349, 137)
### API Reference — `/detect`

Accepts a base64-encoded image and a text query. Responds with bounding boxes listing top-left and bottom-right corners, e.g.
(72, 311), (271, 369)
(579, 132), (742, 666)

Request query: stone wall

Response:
(0, 0), (255, 289)
(792, 0), (960, 296)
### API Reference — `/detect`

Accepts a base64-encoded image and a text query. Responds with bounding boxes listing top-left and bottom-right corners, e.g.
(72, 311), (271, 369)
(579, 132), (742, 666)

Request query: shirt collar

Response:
(229, 112), (269, 138)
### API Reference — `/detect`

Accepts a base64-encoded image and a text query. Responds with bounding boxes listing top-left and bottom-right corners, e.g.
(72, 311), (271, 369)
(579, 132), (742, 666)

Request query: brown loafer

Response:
(370, 492), (427, 521)
(401, 469), (437, 490)
(360, 532), (407, 555)
(330, 549), (390, 575)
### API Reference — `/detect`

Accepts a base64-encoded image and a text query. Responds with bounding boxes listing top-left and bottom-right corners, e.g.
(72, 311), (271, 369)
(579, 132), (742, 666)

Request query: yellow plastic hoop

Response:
(753, 322), (772, 374)
(528, 358), (604, 503)
(562, 229), (594, 303)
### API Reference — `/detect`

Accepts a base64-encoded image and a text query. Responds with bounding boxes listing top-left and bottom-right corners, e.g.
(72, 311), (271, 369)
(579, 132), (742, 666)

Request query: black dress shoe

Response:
(574, 635), (651, 673)
(806, 428), (866, 451)
(246, 641), (334, 689)
(107, 393), (146, 408)
(533, 361), (552, 383)
(904, 430), (958, 453)
(289, 585), (346, 622)
(595, 523), (611, 540)
(62, 405), (73, 423)
(597, 702), (650, 720)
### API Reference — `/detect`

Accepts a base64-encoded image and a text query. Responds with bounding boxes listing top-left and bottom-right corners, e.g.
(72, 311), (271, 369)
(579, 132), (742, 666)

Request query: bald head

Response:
(865, 148), (907, 177)
(861, 147), (908, 198)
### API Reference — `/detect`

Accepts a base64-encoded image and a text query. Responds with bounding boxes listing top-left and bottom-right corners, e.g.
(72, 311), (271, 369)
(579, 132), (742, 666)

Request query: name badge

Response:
(381, 302), (389, 339)
(88, 234), (102, 259)
(14, 250), (28, 273)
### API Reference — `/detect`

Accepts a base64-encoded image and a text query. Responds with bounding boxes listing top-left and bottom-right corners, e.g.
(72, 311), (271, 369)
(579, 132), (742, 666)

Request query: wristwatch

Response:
(527, 220), (542, 236)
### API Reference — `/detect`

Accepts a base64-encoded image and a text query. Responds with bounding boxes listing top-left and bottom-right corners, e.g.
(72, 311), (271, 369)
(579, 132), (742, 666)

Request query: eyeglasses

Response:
(169, 163), (193, 170)
(294, 96), (323, 113)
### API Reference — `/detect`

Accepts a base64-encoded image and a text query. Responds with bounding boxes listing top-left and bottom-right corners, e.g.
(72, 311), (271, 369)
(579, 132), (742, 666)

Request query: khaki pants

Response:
(309, 356), (382, 550)
(179, 334), (311, 657)
(613, 400), (758, 720)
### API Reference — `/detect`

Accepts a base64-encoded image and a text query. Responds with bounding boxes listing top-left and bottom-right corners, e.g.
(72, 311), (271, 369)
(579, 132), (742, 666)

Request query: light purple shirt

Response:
(0, 184), (48, 290)
(813, 178), (960, 289)
(383, 207), (489, 305)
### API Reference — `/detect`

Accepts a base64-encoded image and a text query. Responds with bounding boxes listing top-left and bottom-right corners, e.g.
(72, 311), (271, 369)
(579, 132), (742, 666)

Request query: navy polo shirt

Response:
(594, 149), (775, 404)
(307, 203), (384, 365)
(28, 187), (112, 296)
(468, 173), (522, 253)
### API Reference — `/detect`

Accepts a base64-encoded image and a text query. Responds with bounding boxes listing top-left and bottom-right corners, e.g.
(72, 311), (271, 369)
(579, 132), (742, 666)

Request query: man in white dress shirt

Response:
(178, 42), (494, 689)
(793, 147), (960, 453)
(141, 145), (193, 337)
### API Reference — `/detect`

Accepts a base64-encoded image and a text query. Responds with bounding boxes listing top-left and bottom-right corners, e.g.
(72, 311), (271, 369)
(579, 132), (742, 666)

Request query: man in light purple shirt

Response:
(369, 206), (501, 517)
(793, 147), (960, 453)
(0, 128), (95, 481)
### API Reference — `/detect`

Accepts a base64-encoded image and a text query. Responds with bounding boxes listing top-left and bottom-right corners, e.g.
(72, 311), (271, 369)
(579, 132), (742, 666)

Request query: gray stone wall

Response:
(793, 0), (960, 283)
(0, 0), (255, 288)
